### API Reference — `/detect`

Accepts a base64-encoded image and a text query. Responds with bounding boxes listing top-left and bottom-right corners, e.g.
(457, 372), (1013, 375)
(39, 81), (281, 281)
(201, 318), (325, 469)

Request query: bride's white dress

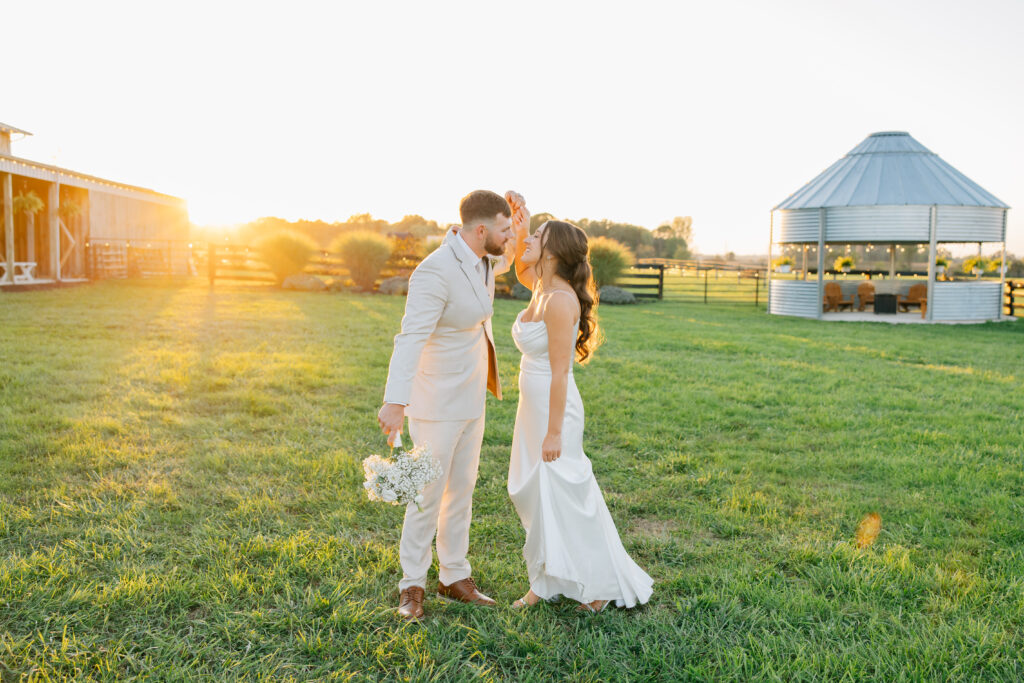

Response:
(508, 300), (653, 607)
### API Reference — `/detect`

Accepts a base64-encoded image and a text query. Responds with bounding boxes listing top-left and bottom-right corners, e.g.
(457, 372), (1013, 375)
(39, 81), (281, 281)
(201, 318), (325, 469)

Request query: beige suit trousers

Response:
(398, 413), (486, 591)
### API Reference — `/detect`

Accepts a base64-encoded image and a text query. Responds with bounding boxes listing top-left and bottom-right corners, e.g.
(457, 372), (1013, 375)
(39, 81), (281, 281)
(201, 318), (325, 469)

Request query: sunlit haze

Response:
(4, 0), (1022, 254)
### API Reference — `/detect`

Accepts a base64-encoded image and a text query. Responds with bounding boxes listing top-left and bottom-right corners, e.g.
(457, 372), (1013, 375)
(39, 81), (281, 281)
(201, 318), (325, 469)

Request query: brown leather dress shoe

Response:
(437, 577), (497, 606)
(398, 586), (425, 621)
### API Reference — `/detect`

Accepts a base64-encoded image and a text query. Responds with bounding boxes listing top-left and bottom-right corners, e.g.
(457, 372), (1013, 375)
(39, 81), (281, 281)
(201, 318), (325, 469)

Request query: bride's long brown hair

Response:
(535, 220), (602, 364)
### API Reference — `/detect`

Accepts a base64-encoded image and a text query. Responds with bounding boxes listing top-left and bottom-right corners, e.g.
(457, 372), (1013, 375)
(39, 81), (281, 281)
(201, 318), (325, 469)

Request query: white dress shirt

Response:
(455, 231), (488, 284)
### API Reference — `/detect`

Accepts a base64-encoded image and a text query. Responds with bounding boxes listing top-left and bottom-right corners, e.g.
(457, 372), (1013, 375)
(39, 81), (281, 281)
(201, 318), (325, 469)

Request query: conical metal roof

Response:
(774, 131), (1008, 210)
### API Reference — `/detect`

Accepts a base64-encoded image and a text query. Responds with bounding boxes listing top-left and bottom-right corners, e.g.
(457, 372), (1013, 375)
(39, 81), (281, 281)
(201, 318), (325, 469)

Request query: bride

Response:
(505, 196), (653, 613)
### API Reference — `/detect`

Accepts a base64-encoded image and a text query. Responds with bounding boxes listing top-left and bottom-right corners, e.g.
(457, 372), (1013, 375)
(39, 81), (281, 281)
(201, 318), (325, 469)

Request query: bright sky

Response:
(4, 0), (1023, 254)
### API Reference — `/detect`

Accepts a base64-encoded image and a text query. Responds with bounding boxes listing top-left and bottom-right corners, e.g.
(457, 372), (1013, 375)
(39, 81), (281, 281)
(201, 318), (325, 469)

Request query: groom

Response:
(378, 189), (525, 621)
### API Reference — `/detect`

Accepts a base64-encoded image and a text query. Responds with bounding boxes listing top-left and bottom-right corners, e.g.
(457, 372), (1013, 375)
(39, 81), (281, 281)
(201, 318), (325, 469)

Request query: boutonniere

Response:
(486, 254), (501, 265)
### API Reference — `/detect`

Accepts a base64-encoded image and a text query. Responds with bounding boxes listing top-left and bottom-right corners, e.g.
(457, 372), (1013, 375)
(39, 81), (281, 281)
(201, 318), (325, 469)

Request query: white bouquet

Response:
(362, 436), (442, 511)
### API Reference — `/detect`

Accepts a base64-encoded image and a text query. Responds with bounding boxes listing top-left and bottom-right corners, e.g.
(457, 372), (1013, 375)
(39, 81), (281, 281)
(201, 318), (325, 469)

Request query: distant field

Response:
(1, 280), (1022, 680)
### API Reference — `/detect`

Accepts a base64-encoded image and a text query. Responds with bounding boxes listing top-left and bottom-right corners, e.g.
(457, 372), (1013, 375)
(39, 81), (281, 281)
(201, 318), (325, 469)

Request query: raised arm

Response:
(506, 191), (536, 289)
(540, 293), (579, 462)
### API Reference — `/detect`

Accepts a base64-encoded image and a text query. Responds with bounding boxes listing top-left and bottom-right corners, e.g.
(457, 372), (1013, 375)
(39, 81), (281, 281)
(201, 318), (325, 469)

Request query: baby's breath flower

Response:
(362, 443), (442, 511)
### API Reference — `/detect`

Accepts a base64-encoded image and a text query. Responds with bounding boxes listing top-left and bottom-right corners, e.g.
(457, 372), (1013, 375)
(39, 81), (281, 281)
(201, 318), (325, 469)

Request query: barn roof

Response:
(774, 131), (1009, 211)
(0, 153), (184, 205)
(0, 122), (32, 136)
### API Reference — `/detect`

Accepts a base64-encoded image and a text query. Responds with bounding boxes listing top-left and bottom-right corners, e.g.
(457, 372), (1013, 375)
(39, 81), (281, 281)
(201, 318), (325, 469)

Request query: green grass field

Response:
(1, 280), (1022, 681)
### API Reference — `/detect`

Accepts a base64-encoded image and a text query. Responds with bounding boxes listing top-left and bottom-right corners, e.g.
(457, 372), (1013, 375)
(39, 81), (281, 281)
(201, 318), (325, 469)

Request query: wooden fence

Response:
(625, 259), (767, 306)
(199, 243), (418, 286)
(617, 264), (664, 299)
(184, 247), (1024, 319)
(86, 239), (188, 279)
(1006, 280), (1023, 317)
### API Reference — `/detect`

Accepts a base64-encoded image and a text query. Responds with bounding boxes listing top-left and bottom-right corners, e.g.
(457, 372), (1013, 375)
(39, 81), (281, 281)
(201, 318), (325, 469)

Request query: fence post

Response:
(704, 267), (709, 304)
(1008, 280), (1015, 316)
(657, 264), (664, 299)
(208, 243), (216, 286)
(754, 272), (759, 307)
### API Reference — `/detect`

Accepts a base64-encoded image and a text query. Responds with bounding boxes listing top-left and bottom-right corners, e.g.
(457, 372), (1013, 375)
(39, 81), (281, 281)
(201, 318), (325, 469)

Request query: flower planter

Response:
(775, 265), (791, 274)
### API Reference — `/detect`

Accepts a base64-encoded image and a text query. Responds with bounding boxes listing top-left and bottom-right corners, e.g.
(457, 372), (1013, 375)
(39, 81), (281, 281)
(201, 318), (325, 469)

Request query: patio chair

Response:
(898, 283), (928, 318)
(823, 282), (854, 312)
(857, 282), (875, 312)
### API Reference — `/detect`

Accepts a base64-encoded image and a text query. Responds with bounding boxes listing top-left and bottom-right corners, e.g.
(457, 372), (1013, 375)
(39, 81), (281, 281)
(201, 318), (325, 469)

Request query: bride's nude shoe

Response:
(511, 590), (542, 610)
(576, 599), (611, 614)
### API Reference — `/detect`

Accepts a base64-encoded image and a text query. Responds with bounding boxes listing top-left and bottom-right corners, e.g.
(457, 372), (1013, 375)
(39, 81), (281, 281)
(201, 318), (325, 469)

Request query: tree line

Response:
(195, 212), (693, 260)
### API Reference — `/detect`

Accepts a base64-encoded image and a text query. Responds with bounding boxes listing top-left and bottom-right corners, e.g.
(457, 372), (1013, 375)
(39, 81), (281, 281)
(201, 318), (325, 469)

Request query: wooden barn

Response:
(1, 122), (190, 287)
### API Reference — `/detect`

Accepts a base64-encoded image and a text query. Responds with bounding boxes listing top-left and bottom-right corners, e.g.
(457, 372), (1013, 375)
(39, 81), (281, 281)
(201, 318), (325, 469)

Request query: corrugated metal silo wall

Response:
(931, 282), (1003, 321)
(769, 280), (819, 317)
(774, 209), (819, 242)
(826, 206), (930, 242)
(936, 207), (1005, 242)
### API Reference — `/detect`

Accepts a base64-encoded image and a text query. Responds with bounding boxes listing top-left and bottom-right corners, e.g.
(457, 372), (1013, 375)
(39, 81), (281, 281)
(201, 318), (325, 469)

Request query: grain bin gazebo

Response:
(767, 131), (1009, 322)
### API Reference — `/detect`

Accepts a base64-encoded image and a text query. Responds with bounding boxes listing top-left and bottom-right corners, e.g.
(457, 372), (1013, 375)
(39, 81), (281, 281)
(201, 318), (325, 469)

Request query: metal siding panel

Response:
(825, 206), (930, 241)
(936, 207), (1005, 242)
(931, 283), (1002, 320)
(769, 280), (820, 317)
(775, 210), (820, 242)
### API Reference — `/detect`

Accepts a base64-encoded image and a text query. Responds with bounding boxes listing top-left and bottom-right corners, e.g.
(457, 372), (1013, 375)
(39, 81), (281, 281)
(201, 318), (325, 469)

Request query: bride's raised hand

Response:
(505, 190), (525, 212)
(506, 192), (530, 233)
(514, 206), (530, 237)
(542, 432), (561, 462)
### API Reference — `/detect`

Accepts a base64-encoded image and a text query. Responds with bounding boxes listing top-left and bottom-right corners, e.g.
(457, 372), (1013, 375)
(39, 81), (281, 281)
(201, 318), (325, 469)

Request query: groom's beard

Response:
(483, 234), (507, 256)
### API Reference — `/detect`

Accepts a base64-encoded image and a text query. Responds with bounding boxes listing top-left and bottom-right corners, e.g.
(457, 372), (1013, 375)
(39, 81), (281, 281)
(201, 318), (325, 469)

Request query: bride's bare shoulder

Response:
(540, 289), (580, 325)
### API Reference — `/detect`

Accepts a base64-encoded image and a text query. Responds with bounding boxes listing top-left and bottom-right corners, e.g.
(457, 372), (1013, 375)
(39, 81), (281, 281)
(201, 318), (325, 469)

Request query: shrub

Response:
(332, 231), (392, 291)
(588, 237), (634, 289)
(511, 282), (532, 300)
(599, 285), (636, 305)
(254, 231), (319, 285)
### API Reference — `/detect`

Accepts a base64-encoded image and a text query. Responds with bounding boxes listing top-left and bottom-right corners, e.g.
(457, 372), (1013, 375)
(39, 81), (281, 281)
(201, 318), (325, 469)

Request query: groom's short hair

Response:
(459, 190), (511, 226)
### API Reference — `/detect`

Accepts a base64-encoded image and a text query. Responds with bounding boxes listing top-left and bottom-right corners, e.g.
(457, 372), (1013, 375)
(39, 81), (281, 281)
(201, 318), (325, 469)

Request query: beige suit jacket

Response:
(383, 231), (510, 421)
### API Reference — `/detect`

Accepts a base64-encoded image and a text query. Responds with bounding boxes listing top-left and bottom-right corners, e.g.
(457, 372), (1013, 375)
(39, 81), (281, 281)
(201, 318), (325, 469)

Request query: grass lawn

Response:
(1, 279), (1022, 681)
